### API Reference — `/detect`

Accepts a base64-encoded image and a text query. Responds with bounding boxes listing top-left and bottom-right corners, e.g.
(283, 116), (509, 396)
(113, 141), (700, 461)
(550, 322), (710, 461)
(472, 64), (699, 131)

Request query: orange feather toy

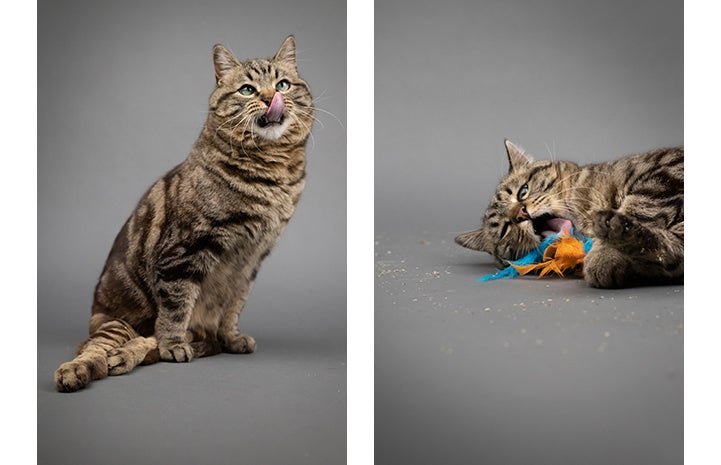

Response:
(511, 235), (588, 277)
(478, 232), (593, 282)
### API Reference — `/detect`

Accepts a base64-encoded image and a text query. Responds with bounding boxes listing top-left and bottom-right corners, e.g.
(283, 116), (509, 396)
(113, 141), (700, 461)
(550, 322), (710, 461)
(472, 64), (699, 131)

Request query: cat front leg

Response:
(218, 302), (257, 354)
(217, 287), (256, 354)
(155, 279), (201, 362)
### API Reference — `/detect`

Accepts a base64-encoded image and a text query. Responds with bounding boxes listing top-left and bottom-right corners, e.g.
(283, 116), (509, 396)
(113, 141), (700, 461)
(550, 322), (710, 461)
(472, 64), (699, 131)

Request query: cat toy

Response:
(478, 232), (593, 282)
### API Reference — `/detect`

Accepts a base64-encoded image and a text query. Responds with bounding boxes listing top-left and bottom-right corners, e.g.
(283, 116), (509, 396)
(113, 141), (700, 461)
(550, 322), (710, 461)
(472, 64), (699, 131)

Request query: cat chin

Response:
(255, 119), (291, 141)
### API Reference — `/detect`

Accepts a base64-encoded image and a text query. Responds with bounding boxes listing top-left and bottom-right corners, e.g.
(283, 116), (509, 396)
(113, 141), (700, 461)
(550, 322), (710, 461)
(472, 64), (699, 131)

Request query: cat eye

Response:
(239, 84), (256, 96)
(275, 79), (291, 92)
(517, 183), (529, 201)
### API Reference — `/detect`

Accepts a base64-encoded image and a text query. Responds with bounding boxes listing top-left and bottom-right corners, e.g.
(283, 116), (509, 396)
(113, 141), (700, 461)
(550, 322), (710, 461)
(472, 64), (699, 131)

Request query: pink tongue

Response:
(265, 92), (285, 123)
(543, 218), (573, 237)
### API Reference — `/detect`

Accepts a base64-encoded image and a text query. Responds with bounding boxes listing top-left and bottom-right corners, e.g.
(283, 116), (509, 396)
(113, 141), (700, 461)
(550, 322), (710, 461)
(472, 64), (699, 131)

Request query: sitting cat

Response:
(54, 36), (314, 392)
(455, 140), (683, 288)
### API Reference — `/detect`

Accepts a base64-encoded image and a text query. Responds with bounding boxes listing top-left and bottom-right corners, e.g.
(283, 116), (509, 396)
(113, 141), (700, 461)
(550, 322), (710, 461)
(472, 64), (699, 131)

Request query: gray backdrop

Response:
(38, 1), (346, 464)
(375, 1), (683, 464)
(376, 0), (682, 234)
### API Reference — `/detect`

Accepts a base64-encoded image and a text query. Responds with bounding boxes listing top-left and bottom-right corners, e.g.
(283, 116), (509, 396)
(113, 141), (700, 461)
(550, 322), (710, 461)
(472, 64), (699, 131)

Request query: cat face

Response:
(209, 36), (314, 145)
(456, 140), (576, 267)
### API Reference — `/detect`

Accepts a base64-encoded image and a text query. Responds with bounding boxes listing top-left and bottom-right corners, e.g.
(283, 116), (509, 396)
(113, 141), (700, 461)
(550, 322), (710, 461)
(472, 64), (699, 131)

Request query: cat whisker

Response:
(290, 113), (316, 152)
(312, 106), (344, 129)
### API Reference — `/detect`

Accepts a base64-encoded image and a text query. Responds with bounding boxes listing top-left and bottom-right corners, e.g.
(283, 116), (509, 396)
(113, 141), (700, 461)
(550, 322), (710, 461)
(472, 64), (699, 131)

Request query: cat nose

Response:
(259, 89), (275, 105)
(512, 203), (529, 222)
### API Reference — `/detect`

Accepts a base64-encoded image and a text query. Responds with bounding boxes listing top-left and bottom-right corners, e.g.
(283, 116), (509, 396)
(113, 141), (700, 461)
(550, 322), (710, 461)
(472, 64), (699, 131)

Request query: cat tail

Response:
(54, 314), (154, 392)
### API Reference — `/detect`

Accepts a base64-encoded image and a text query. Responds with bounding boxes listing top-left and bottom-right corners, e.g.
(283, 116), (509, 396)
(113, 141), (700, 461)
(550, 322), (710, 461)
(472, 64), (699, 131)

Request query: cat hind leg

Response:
(54, 315), (138, 392)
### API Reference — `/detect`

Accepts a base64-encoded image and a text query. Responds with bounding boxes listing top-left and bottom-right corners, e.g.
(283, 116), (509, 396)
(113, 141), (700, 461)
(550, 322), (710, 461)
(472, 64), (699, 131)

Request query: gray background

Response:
(375, 0), (683, 464)
(38, 1), (346, 464)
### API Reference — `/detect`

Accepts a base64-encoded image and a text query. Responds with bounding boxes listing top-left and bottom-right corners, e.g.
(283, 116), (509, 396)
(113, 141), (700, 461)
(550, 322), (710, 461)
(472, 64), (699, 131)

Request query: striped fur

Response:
(55, 36), (314, 392)
(456, 140), (683, 288)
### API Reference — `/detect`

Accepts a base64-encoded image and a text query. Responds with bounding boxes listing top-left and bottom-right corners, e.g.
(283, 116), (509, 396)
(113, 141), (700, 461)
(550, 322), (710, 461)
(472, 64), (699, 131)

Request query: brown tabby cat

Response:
(54, 36), (314, 392)
(455, 140), (683, 288)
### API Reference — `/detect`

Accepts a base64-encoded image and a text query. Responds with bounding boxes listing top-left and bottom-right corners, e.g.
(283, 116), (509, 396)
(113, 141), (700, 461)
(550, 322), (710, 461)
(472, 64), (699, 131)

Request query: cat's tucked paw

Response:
(592, 210), (655, 252)
(107, 348), (137, 375)
(222, 334), (256, 354)
(159, 342), (194, 362)
(583, 247), (629, 289)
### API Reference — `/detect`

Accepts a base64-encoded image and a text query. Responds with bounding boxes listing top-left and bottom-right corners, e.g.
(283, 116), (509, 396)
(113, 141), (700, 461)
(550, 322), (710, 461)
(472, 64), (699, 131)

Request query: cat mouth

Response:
(257, 91), (286, 128)
(531, 214), (573, 239)
(257, 114), (285, 128)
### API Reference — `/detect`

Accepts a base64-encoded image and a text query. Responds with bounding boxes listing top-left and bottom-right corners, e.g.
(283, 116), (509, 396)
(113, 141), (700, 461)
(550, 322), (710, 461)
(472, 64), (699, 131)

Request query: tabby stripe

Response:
(158, 291), (185, 311)
(657, 196), (683, 214)
(97, 327), (132, 341)
(185, 235), (226, 258)
(660, 154), (684, 169)
(215, 89), (242, 110)
(169, 310), (188, 323)
(525, 162), (553, 185)
(672, 208), (684, 225)
(248, 62), (263, 76)
(251, 249), (272, 280)
(632, 187), (681, 200)
(287, 171), (306, 188)
(208, 210), (266, 228)
(630, 210), (668, 223)
(126, 264), (156, 308)
(157, 236), (225, 280)
(219, 160), (280, 187)
(632, 168), (682, 192)
(541, 177), (556, 192)
(204, 165), (275, 206)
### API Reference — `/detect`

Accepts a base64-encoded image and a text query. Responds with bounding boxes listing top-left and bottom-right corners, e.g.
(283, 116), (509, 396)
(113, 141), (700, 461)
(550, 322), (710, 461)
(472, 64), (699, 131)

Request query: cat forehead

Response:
(230, 58), (296, 80)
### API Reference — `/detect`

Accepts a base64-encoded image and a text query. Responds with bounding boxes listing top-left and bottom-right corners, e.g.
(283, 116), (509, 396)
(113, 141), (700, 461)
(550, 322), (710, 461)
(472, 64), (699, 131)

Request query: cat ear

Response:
(274, 35), (297, 69)
(213, 44), (240, 84)
(455, 228), (488, 252)
(504, 139), (533, 173)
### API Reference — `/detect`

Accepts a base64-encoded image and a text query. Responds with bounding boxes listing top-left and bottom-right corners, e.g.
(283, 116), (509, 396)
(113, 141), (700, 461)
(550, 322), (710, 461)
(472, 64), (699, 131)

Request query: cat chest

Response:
(190, 241), (273, 332)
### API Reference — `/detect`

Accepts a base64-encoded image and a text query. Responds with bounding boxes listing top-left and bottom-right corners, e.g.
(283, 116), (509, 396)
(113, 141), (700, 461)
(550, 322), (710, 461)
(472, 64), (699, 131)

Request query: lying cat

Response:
(456, 140), (683, 288)
(54, 36), (314, 392)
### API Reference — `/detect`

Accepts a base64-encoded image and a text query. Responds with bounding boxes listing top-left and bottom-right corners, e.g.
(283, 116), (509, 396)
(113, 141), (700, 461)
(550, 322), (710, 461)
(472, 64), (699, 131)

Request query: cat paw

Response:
(583, 247), (628, 289)
(592, 210), (654, 251)
(159, 341), (194, 362)
(222, 334), (256, 354)
(107, 348), (136, 375)
(54, 361), (95, 392)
